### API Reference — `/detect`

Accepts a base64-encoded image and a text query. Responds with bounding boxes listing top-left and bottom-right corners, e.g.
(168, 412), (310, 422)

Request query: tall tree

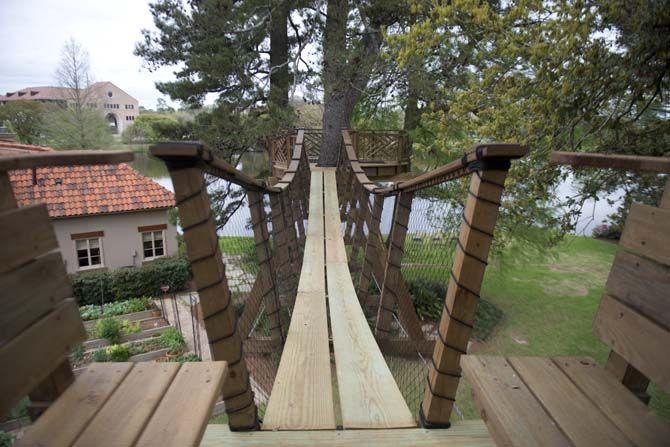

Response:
(0, 101), (44, 144)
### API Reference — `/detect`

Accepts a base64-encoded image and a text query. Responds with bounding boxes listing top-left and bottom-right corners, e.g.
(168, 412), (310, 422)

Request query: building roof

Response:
(3, 143), (174, 218)
(0, 82), (137, 103)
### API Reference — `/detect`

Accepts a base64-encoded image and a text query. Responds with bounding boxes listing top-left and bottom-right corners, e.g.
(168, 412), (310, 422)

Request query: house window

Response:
(76, 238), (103, 269)
(142, 231), (165, 259)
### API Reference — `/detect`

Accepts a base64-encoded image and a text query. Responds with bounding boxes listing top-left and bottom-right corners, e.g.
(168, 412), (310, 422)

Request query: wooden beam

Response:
(422, 169), (508, 427)
(168, 165), (258, 430)
(551, 151), (670, 173)
(0, 150), (134, 171)
(358, 194), (384, 307)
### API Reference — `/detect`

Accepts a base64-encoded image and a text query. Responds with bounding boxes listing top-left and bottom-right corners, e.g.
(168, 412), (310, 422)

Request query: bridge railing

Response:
(337, 128), (527, 427)
(151, 130), (310, 430)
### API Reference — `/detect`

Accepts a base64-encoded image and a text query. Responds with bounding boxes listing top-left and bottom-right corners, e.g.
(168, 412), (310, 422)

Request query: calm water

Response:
(132, 151), (619, 236)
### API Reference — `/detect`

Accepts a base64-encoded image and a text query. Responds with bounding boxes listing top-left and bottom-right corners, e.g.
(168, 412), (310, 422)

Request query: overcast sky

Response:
(1, 0), (181, 109)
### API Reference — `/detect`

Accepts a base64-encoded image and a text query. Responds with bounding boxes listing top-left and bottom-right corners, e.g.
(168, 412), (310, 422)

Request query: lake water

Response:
(131, 151), (620, 236)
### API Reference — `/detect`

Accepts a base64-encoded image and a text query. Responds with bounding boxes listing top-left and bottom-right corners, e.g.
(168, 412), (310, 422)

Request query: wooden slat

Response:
(135, 362), (227, 447)
(605, 250), (670, 330)
(324, 171), (414, 429)
(0, 252), (71, 346)
(263, 171), (335, 430)
(508, 357), (633, 447)
(0, 299), (86, 416)
(460, 356), (571, 447)
(75, 363), (181, 447)
(550, 151), (670, 173)
(619, 203), (670, 266)
(0, 204), (58, 274)
(553, 357), (670, 446)
(203, 420), (495, 447)
(0, 150), (134, 171)
(594, 295), (670, 392)
(17, 363), (133, 447)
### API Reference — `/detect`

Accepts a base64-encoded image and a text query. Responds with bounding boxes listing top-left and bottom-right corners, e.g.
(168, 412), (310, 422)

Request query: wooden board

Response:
(324, 171), (414, 429)
(0, 252), (71, 346)
(262, 291), (336, 430)
(0, 150), (134, 171)
(0, 299), (86, 416)
(508, 357), (632, 447)
(594, 295), (670, 392)
(550, 151), (670, 173)
(136, 362), (227, 447)
(74, 363), (181, 447)
(17, 363), (133, 447)
(619, 203), (670, 266)
(0, 204), (58, 274)
(605, 250), (670, 330)
(203, 420), (495, 447)
(552, 357), (670, 446)
(460, 356), (571, 447)
(264, 169), (335, 430)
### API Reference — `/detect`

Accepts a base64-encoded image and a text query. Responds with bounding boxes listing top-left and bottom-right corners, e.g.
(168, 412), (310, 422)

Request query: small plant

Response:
(407, 278), (445, 320)
(71, 344), (85, 363)
(120, 319), (141, 335)
(176, 353), (201, 362)
(93, 349), (109, 362)
(159, 327), (186, 354)
(105, 344), (131, 362)
(79, 297), (153, 321)
(0, 430), (15, 447)
(95, 316), (123, 344)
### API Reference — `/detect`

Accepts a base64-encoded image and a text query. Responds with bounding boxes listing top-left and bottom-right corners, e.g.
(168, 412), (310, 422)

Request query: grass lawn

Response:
(453, 236), (670, 420)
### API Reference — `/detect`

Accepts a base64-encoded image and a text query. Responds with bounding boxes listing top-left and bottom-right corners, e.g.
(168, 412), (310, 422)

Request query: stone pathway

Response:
(156, 294), (212, 361)
(222, 253), (255, 294)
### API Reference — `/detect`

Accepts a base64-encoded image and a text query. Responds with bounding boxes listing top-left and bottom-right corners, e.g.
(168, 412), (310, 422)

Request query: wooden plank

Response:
(619, 203), (670, 266)
(0, 150), (134, 171)
(0, 204), (58, 274)
(203, 420), (495, 447)
(0, 171), (17, 211)
(0, 252), (71, 346)
(508, 356), (633, 447)
(326, 264), (415, 428)
(461, 356), (571, 447)
(263, 168), (334, 430)
(262, 291), (336, 430)
(136, 362), (227, 447)
(0, 299), (86, 416)
(550, 151), (670, 173)
(553, 357), (670, 446)
(75, 363), (181, 447)
(17, 363), (133, 447)
(594, 295), (670, 392)
(605, 250), (670, 330)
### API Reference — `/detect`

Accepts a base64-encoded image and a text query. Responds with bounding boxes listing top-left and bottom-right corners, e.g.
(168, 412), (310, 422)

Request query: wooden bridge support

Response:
(375, 192), (413, 338)
(169, 165), (259, 431)
(421, 169), (508, 428)
(348, 185), (369, 273)
(249, 191), (285, 343)
(358, 194), (384, 308)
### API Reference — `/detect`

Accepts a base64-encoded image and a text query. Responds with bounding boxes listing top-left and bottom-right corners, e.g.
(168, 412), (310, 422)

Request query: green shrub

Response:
(93, 349), (109, 362)
(121, 319), (141, 335)
(71, 344), (85, 363)
(0, 430), (14, 447)
(105, 344), (132, 362)
(176, 353), (201, 362)
(95, 316), (123, 344)
(79, 297), (153, 321)
(159, 328), (186, 354)
(71, 256), (191, 306)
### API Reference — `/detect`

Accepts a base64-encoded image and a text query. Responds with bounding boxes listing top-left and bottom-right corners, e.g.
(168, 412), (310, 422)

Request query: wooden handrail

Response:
(0, 150), (134, 171)
(551, 151), (670, 173)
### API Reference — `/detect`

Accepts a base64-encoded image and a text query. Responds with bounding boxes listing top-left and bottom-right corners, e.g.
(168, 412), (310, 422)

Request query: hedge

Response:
(71, 256), (191, 306)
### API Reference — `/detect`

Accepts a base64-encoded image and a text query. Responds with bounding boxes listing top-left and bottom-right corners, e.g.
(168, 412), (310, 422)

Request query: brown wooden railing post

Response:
(375, 191), (413, 338)
(358, 194), (384, 306)
(281, 188), (301, 291)
(168, 164), (259, 430)
(349, 184), (369, 272)
(421, 168), (509, 428)
(249, 191), (285, 343)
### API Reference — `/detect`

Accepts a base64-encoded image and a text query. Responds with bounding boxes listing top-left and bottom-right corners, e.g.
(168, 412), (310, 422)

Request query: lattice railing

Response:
(337, 129), (527, 427)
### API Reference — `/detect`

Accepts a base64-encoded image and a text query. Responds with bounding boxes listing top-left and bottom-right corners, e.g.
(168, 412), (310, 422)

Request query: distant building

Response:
(0, 81), (139, 134)
(2, 141), (177, 274)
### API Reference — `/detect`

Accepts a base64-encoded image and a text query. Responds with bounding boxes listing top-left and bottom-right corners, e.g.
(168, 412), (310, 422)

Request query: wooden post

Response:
(375, 192), (413, 338)
(281, 187), (301, 293)
(249, 191), (285, 343)
(269, 192), (292, 297)
(358, 194), (384, 305)
(421, 169), (508, 427)
(349, 185), (369, 272)
(169, 165), (259, 430)
(343, 193), (359, 245)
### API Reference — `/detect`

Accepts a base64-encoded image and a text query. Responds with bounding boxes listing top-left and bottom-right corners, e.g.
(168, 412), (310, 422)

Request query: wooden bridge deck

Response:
(262, 168), (415, 430)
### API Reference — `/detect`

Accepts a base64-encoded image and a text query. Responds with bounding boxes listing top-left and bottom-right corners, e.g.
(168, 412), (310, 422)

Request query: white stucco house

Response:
(3, 141), (177, 274)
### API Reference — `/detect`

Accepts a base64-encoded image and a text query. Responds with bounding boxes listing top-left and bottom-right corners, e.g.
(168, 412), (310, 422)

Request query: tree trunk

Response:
(320, 0), (349, 166)
(269, 0), (290, 110)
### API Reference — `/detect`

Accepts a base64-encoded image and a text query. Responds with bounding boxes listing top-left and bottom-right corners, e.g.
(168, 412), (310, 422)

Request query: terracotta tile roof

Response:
(0, 86), (72, 102)
(4, 143), (174, 218)
(0, 140), (54, 156)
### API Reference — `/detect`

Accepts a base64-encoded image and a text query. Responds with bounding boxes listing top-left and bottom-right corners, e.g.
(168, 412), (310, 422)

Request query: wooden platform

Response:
(461, 356), (670, 447)
(18, 361), (227, 447)
(262, 169), (414, 430)
(202, 420), (494, 446)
